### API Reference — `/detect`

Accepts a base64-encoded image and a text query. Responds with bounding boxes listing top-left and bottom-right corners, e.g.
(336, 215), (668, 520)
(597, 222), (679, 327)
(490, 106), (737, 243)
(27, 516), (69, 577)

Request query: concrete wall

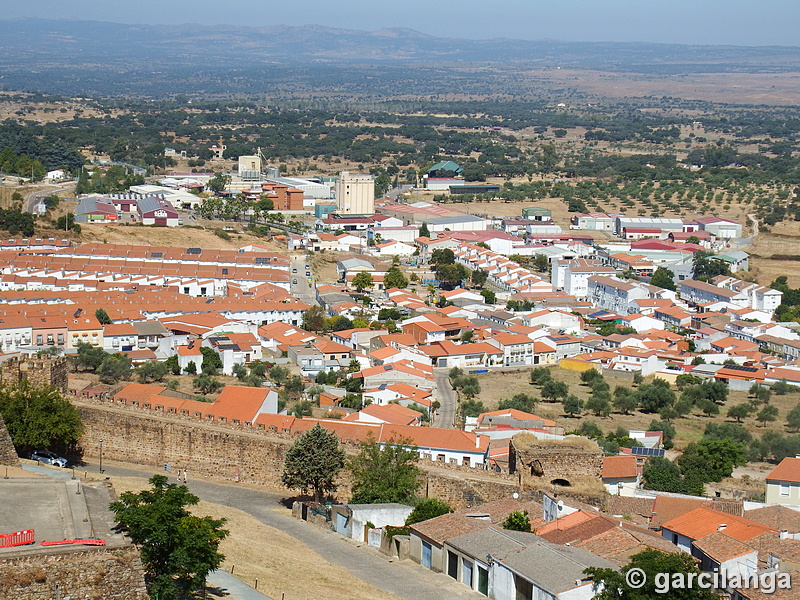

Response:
(0, 547), (147, 599)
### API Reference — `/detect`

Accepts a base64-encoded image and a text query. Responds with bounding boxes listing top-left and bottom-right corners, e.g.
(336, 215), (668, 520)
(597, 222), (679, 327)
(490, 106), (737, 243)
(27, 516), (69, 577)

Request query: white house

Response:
(374, 240), (415, 257)
(587, 276), (649, 315)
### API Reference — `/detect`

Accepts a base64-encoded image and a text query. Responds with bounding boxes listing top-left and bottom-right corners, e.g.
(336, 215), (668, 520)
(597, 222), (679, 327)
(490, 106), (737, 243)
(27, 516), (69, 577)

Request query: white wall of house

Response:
(0, 325), (32, 353)
(766, 481), (800, 507)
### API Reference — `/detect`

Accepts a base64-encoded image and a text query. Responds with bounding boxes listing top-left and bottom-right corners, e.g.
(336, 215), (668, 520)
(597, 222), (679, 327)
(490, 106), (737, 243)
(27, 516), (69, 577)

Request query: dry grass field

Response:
(472, 368), (800, 451)
(71, 223), (285, 251)
(103, 474), (403, 600)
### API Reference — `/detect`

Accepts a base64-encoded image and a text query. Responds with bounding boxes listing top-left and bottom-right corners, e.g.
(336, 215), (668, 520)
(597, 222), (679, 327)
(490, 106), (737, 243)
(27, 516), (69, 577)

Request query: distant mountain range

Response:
(2, 19), (800, 97)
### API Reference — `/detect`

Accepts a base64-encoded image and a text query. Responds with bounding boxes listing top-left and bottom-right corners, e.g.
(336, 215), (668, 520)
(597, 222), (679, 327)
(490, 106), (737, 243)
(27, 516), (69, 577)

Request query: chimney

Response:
(718, 524), (727, 532)
(475, 433), (481, 449)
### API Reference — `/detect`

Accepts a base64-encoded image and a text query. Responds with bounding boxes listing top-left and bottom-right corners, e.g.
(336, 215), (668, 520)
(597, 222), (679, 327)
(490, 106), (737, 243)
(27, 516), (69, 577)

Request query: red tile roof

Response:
(661, 507), (775, 542)
(602, 455), (638, 479)
(766, 457), (800, 484)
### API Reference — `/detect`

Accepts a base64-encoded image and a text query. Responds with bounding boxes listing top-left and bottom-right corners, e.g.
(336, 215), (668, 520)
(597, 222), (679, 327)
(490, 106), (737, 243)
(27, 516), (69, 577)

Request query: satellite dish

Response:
(557, 500), (564, 509)
(512, 492), (519, 499)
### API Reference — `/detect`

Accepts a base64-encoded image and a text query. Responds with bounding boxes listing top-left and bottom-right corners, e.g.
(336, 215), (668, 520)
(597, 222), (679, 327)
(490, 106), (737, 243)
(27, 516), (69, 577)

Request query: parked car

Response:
(292, 278), (298, 284)
(305, 271), (311, 277)
(30, 450), (68, 467)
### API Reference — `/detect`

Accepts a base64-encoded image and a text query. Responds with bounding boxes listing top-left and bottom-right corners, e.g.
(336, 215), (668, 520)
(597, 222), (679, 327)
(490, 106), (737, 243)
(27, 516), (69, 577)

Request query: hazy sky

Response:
(4, 1), (798, 47)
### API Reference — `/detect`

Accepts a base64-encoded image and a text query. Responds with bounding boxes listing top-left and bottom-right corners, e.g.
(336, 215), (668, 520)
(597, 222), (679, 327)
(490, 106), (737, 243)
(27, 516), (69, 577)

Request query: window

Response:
(477, 566), (489, 596)
(36, 335), (43, 345)
(780, 483), (790, 497)
(447, 551), (458, 579)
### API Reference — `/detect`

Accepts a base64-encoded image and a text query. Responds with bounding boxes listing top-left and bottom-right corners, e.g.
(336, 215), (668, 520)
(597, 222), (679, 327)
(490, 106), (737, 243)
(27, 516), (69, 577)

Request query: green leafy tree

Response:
(585, 549), (718, 600)
(435, 262), (469, 289)
(185, 361), (197, 375)
(291, 399), (314, 417)
(231, 363), (248, 381)
(282, 423), (346, 503)
(302, 305), (325, 332)
(498, 393), (537, 413)
(757, 404), (779, 426)
(697, 398), (720, 417)
(580, 369), (602, 385)
(530, 367), (552, 385)
(460, 398), (486, 419)
(613, 386), (638, 415)
(787, 403), (800, 431)
(650, 266), (676, 291)
(352, 271), (374, 293)
(136, 360), (169, 384)
(637, 383), (675, 413)
(384, 266), (408, 289)
(405, 498), (452, 525)
(97, 353), (132, 384)
(207, 172), (231, 194)
(541, 380), (569, 402)
(772, 379), (799, 395)
(200, 347), (222, 375)
(643, 456), (685, 493)
(193, 373), (222, 394)
(532, 254), (549, 273)
(110, 475), (229, 600)
(470, 268), (488, 287)
(586, 392), (612, 417)
(501, 510), (531, 532)
(727, 403), (754, 422)
(678, 439), (747, 484)
(165, 354), (180, 376)
(430, 248), (455, 265)
(349, 437), (420, 504)
(753, 386), (772, 404)
(693, 250), (731, 282)
(0, 382), (84, 455)
(418, 222), (431, 238)
(94, 308), (112, 325)
(480, 289), (496, 304)
(648, 420), (676, 450)
(563, 395), (584, 417)
(72, 341), (108, 372)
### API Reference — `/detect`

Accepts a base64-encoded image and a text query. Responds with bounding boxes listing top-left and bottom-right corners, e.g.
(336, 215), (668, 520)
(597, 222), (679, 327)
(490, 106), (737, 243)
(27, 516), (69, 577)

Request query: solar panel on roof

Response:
(186, 248), (202, 255)
(723, 364), (758, 373)
(254, 257), (268, 265)
(151, 252), (163, 258)
(630, 447), (665, 457)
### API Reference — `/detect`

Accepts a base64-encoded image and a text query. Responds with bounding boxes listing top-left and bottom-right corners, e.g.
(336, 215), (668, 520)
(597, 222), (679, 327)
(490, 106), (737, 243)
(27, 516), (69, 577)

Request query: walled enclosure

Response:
(76, 400), (539, 509)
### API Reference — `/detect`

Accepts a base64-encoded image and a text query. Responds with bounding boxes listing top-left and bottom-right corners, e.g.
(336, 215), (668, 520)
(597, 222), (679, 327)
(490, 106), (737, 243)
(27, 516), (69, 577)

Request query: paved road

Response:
(80, 459), (482, 600)
(23, 180), (76, 213)
(433, 368), (458, 429)
(290, 254), (317, 305)
(208, 569), (273, 600)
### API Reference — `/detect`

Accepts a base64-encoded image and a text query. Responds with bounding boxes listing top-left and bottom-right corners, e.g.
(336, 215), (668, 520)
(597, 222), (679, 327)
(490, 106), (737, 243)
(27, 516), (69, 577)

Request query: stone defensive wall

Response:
(75, 398), (534, 510)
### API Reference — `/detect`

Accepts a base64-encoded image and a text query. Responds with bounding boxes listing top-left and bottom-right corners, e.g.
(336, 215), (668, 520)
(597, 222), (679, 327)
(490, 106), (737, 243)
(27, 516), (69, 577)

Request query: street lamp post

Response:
(99, 439), (104, 474)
